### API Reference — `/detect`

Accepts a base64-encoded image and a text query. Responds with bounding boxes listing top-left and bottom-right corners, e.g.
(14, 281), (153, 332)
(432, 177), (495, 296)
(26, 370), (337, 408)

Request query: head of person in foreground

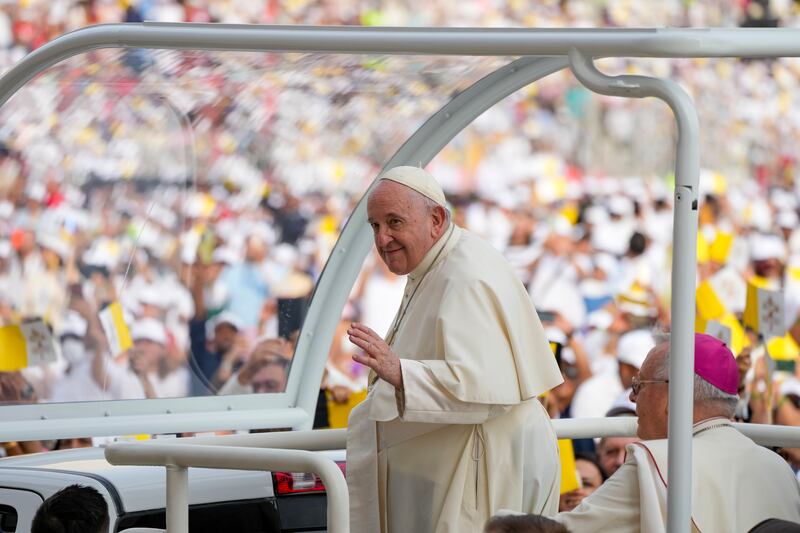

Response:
(484, 513), (571, 533)
(32, 484), (109, 533)
(630, 332), (740, 440)
(367, 166), (451, 276)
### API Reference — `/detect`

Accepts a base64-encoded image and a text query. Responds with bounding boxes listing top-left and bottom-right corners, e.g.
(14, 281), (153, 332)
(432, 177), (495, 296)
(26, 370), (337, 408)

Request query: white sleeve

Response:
(218, 372), (253, 396)
(396, 359), (509, 424)
(105, 363), (146, 400)
(556, 457), (642, 533)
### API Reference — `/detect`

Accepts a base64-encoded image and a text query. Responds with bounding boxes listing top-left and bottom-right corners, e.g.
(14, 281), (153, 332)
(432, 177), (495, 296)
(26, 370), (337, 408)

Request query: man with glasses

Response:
(556, 333), (800, 532)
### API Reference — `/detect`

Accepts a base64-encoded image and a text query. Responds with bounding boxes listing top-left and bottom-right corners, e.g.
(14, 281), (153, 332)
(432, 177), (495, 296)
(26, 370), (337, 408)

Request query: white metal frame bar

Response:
(105, 442), (349, 533)
(107, 419), (800, 533)
(151, 419), (800, 450)
(0, 404), (306, 441)
(105, 417), (800, 533)
(567, 47), (700, 532)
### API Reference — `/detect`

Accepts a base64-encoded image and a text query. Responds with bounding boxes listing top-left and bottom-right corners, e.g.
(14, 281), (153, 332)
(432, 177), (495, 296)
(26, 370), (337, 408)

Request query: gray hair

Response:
(419, 194), (451, 224)
(653, 345), (739, 418)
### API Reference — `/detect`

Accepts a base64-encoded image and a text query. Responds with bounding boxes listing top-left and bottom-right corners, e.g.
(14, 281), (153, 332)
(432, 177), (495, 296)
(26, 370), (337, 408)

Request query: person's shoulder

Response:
(633, 437), (668, 453)
(447, 228), (515, 278)
(456, 228), (503, 256)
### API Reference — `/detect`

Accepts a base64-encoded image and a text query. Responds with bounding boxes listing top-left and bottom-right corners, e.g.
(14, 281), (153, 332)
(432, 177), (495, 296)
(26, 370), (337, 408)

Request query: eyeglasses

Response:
(631, 375), (669, 396)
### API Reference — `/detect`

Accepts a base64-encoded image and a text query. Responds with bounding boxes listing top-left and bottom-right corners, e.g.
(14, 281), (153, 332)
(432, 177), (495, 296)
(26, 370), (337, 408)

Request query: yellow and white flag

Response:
(696, 280), (726, 321)
(709, 232), (734, 264)
(704, 320), (732, 347)
(558, 438), (581, 494)
(696, 313), (748, 356)
(694, 280), (748, 355)
(98, 301), (133, 357)
(709, 266), (746, 313)
(743, 281), (785, 340)
(0, 319), (58, 371)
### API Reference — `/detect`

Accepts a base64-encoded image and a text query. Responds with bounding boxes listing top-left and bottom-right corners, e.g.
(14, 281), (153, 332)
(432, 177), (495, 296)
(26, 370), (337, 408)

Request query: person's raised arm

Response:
(554, 312), (592, 383)
(191, 262), (207, 320)
(69, 294), (112, 390)
(348, 323), (505, 425)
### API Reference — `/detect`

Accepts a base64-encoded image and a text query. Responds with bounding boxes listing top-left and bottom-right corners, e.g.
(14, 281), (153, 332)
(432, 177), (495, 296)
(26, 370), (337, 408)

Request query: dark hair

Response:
(484, 514), (571, 533)
(628, 231), (647, 256)
(748, 518), (800, 532)
(32, 485), (109, 533)
(574, 451), (608, 482)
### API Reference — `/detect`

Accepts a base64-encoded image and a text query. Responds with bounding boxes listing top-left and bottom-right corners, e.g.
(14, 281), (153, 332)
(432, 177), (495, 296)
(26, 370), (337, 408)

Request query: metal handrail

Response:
(105, 442), (349, 533)
(553, 417), (800, 448)
(104, 419), (800, 533)
(148, 418), (800, 450)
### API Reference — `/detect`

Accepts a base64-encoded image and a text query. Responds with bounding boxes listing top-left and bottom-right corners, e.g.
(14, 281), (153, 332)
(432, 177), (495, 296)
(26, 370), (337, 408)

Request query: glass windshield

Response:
(0, 48), (506, 405)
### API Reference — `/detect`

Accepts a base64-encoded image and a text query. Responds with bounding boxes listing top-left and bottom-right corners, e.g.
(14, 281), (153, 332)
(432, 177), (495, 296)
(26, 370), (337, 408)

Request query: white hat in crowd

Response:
(211, 246), (240, 265)
(210, 311), (244, 333)
(37, 232), (71, 261)
(138, 286), (166, 309)
(750, 233), (786, 262)
(617, 329), (656, 369)
(606, 391), (638, 417)
(60, 310), (88, 339)
(131, 318), (168, 345)
(777, 210), (799, 230)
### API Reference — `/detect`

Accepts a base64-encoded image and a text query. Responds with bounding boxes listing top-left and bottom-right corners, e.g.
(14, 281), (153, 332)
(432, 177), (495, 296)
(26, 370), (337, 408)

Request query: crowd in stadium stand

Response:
(3, 0), (800, 519)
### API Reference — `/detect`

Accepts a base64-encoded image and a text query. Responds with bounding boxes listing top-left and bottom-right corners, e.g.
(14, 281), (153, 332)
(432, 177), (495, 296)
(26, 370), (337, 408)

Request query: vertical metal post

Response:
(665, 116), (700, 533)
(166, 464), (189, 533)
(567, 48), (700, 533)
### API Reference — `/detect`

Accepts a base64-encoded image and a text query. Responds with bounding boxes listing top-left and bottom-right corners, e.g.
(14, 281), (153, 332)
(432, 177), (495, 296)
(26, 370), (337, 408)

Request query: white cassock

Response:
(347, 224), (564, 533)
(558, 417), (800, 532)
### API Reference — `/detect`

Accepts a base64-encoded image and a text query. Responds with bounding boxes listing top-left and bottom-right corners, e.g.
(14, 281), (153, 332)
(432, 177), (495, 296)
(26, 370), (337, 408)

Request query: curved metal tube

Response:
(4, 24), (800, 112)
(568, 48), (700, 533)
(106, 442), (349, 533)
(290, 56), (569, 423)
(6, 24), (800, 112)
(138, 420), (800, 449)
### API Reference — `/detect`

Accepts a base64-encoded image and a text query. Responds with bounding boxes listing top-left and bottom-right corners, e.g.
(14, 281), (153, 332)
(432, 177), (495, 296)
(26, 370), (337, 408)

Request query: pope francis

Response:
(345, 166), (564, 533)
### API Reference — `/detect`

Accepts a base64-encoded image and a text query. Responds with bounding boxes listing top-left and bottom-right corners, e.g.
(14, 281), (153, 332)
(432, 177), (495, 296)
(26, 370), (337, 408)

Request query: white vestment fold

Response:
(558, 418), (800, 533)
(347, 225), (563, 533)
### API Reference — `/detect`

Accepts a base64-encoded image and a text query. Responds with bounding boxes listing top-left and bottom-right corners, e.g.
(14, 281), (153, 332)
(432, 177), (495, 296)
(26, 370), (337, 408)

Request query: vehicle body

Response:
(0, 446), (344, 532)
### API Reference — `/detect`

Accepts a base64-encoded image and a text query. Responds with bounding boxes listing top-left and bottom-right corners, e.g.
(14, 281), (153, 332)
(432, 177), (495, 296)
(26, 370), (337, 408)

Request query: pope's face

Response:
(630, 344), (670, 440)
(367, 181), (444, 275)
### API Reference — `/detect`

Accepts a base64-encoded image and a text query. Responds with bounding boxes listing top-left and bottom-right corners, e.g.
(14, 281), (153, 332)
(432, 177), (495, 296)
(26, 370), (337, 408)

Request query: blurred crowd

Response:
(1, 0), (800, 511)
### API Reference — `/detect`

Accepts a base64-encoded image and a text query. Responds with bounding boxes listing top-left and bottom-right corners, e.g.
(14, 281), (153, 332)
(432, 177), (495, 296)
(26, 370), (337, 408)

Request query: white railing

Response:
(138, 418), (800, 450)
(104, 418), (800, 533)
(551, 417), (800, 448)
(104, 442), (348, 533)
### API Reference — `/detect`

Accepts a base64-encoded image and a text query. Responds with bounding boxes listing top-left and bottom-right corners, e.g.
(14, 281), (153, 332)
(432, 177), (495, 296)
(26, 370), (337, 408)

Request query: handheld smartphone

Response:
(538, 309), (557, 323)
(550, 341), (563, 367)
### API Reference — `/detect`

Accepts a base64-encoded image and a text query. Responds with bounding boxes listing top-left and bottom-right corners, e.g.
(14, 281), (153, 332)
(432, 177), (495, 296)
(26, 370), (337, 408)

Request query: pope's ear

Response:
(431, 204), (447, 231)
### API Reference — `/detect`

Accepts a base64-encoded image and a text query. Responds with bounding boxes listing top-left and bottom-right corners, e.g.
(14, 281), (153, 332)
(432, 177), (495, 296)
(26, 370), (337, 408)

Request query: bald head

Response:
(367, 180), (449, 275)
